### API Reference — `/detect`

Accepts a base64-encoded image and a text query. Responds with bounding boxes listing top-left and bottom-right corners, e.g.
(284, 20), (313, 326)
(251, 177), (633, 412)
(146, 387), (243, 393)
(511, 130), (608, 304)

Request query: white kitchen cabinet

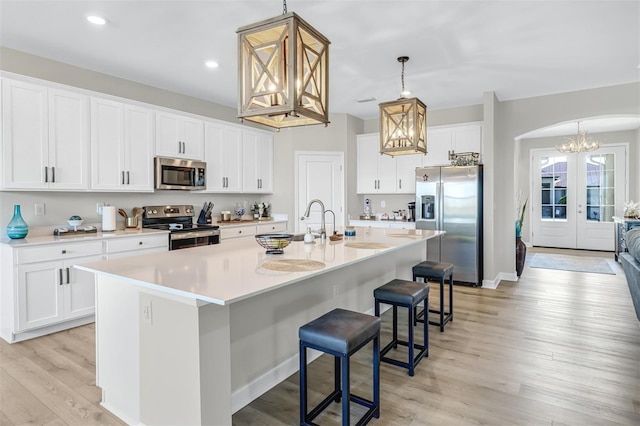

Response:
(242, 129), (274, 193)
(14, 241), (103, 333)
(1, 78), (89, 190)
(423, 123), (483, 166)
(91, 97), (155, 192)
(103, 233), (168, 259)
(395, 154), (423, 193)
(155, 111), (204, 160)
(219, 220), (287, 240)
(204, 121), (243, 192)
(357, 133), (421, 194)
(356, 133), (396, 193)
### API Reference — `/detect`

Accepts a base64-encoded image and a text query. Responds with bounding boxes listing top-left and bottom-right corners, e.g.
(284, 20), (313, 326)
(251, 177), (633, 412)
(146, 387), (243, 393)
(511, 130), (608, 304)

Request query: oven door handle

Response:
(170, 230), (220, 241)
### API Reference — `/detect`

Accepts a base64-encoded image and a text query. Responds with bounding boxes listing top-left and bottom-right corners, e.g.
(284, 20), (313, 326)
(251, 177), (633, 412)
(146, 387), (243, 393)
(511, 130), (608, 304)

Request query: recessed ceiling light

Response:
(205, 60), (219, 69)
(87, 15), (106, 25)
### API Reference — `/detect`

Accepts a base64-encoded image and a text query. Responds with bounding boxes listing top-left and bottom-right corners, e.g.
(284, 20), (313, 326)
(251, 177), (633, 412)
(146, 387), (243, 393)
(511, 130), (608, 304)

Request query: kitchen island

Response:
(76, 227), (442, 425)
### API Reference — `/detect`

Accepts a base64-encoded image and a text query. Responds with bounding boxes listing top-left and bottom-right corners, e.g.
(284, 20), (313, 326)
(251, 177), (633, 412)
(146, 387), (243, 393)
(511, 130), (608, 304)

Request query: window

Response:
(540, 156), (567, 220)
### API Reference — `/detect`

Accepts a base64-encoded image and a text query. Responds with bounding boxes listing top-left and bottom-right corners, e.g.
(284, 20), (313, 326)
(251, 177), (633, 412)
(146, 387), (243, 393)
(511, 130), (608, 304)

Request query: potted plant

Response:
(515, 193), (528, 277)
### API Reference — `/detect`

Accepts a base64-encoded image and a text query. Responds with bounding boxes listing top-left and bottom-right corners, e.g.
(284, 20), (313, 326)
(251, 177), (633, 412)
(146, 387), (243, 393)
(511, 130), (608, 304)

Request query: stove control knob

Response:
(151, 209), (157, 214)
(186, 208), (192, 213)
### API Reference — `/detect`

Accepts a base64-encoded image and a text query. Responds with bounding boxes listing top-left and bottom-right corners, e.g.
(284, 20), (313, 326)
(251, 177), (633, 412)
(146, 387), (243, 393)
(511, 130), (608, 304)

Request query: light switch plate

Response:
(35, 203), (45, 216)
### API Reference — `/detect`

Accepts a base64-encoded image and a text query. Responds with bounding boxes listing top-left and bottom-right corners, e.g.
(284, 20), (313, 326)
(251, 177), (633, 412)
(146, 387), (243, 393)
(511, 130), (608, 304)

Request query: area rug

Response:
(529, 253), (615, 275)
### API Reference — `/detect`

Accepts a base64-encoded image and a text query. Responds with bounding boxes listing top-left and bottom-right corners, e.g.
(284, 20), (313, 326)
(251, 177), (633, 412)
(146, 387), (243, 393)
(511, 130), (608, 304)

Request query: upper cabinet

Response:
(91, 97), (154, 192)
(203, 121), (243, 192)
(423, 123), (483, 166)
(1, 78), (90, 190)
(242, 129), (273, 194)
(155, 111), (204, 160)
(356, 133), (423, 194)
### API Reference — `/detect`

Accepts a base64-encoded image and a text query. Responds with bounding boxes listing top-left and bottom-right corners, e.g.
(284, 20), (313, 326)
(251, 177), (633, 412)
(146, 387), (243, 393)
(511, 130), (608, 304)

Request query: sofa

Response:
(620, 227), (640, 321)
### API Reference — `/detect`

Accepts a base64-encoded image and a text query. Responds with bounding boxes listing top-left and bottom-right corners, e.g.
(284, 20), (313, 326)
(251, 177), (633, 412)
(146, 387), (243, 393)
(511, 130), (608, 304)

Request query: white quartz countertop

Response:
(76, 227), (443, 306)
(0, 228), (169, 247)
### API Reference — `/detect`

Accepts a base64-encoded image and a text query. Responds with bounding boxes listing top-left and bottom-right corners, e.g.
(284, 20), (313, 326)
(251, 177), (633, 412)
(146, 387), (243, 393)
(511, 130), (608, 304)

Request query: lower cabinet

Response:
(103, 233), (169, 259)
(17, 253), (102, 331)
(220, 221), (287, 240)
(0, 232), (169, 343)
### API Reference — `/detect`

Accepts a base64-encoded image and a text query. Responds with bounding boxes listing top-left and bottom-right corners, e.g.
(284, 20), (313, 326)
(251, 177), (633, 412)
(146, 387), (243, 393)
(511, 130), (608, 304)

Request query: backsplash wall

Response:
(0, 191), (271, 234)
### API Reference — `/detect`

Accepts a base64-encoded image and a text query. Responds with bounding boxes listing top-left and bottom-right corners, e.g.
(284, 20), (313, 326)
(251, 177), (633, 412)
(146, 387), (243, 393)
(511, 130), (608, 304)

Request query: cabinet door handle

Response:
(59, 268), (64, 285)
(178, 141), (182, 153)
(45, 167), (48, 183)
(127, 171), (130, 185)
(121, 171), (125, 184)
(66, 267), (70, 284)
(51, 166), (55, 183)
(399, 179), (402, 189)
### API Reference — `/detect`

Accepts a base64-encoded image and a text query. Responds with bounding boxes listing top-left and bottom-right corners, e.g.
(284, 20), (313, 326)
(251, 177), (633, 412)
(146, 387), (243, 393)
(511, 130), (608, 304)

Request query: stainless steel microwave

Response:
(154, 157), (206, 190)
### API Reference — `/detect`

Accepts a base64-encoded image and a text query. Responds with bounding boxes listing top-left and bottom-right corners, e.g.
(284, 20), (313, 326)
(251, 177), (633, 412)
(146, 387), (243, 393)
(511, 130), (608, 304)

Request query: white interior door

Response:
(295, 152), (344, 234)
(531, 146), (626, 250)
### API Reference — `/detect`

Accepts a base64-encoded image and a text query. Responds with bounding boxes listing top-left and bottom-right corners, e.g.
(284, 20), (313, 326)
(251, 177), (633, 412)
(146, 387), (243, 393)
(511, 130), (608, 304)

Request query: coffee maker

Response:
(407, 201), (416, 222)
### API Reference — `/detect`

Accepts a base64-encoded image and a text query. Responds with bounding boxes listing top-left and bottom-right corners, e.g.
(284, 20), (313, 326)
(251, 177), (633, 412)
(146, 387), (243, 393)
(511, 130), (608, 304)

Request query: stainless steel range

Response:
(142, 205), (220, 250)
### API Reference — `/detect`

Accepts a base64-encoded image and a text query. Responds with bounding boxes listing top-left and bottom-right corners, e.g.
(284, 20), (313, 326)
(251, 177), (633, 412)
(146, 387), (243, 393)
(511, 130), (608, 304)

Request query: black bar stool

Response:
(374, 279), (429, 376)
(299, 308), (381, 426)
(412, 261), (454, 332)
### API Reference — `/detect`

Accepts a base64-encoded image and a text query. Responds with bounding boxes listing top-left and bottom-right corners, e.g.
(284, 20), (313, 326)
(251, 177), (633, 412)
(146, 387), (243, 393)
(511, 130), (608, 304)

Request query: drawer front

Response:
(257, 222), (286, 234)
(17, 241), (103, 264)
(104, 234), (169, 253)
(220, 226), (257, 240)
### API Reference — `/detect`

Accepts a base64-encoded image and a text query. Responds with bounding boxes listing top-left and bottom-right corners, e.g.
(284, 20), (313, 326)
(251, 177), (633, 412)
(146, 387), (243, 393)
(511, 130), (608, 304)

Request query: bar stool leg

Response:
(299, 342), (307, 424)
(407, 304), (415, 376)
(373, 334), (380, 419)
(449, 274), (454, 323)
(341, 355), (350, 425)
(334, 356), (341, 402)
(439, 277), (445, 332)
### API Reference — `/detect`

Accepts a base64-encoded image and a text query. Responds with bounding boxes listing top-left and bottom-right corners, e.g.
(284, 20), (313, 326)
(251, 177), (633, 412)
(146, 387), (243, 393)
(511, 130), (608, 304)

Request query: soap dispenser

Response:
(304, 226), (315, 244)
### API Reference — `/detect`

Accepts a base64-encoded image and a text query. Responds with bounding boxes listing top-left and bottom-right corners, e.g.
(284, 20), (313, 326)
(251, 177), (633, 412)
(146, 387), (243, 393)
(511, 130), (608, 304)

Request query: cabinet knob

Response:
(139, 241), (143, 245)
(238, 230), (242, 234)
(61, 250), (67, 254)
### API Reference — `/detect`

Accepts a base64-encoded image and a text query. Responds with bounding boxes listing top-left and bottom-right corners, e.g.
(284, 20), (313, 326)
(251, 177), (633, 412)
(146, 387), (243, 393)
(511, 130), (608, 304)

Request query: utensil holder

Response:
(125, 217), (138, 228)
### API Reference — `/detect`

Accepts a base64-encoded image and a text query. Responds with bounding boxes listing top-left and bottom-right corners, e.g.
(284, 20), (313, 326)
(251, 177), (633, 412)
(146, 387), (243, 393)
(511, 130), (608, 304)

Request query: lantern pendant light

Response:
(237, 0), (330, 129)
(379, 56), (427, 156)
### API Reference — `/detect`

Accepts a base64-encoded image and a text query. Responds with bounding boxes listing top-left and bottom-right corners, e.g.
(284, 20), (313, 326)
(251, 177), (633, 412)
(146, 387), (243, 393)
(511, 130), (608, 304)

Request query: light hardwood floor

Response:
(1, 248), (639, 425)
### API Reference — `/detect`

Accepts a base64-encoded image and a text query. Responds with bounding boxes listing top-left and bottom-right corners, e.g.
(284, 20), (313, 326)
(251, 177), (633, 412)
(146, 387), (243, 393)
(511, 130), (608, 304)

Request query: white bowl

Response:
(67, 219), (84, 228)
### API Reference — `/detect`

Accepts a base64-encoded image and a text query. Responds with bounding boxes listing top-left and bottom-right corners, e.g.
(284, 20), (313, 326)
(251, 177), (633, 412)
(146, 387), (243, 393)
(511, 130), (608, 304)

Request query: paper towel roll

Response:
(102, 206), (116, 232)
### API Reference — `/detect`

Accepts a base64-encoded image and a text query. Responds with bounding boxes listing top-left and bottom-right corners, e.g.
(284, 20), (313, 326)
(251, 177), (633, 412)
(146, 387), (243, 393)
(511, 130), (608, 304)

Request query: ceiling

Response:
(1, 0), (638, 134)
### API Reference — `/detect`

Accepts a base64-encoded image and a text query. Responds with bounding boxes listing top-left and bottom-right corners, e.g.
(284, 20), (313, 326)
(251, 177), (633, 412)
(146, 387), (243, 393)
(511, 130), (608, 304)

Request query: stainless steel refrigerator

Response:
(415, 165), (483, 286)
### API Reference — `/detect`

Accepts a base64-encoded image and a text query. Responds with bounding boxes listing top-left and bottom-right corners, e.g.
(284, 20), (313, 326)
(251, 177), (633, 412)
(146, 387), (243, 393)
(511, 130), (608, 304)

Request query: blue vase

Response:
(6, 204), (29, 239)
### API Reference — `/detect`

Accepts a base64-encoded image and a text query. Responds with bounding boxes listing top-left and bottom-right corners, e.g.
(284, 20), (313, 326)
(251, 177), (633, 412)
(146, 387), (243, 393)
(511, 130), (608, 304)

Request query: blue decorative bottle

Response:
(6, 204), (29, 239)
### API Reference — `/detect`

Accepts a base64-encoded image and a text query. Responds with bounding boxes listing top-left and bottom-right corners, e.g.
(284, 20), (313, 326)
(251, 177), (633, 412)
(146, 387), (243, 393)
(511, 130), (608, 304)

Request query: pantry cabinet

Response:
(242, 129), (274, 193)
(91, 97), (155, 192)
(155, 111), (204, 160)
(204, 122), (243, 192)
(1, 78), (90, 190)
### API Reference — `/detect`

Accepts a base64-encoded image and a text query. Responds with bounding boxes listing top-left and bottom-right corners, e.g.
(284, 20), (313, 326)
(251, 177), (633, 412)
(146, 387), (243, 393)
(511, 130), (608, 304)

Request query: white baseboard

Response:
(482, 271), (517, 289)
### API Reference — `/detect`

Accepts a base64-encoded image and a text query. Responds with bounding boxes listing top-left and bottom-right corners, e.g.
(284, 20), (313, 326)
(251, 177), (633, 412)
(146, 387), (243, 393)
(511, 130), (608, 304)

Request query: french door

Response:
(531, 146), (626, 250)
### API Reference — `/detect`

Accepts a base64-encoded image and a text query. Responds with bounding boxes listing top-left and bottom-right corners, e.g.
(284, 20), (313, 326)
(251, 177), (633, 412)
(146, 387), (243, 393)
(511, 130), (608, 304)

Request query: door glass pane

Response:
(585, 153), (614, 222)
(540, 156), (567, 221)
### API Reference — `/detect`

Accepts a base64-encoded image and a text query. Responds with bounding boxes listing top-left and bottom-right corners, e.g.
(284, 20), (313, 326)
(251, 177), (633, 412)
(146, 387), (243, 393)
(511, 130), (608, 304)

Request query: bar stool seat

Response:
(299, 308), (381, 426)
(374, 279), (429, 376)
(412, 261), (454, 332)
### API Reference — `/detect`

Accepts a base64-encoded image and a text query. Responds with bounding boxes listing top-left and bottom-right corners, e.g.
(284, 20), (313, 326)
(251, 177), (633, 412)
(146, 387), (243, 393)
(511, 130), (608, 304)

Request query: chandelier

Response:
(237, 0), (330, 129)
(555, 122), (600, 153)
(379, 56), (427, 156)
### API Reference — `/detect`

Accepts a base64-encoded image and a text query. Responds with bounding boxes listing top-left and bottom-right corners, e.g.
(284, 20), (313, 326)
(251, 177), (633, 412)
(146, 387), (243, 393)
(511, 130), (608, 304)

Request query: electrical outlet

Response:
(381, 200), (386, 208)
(34, 203), (45, 216)
(142, 302), (152, 325)
(96, 202), (105, 215)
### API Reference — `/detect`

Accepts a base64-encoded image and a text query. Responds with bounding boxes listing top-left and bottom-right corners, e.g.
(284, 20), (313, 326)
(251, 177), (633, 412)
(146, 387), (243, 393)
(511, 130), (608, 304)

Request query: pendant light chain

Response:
(401, 60), (406, 96)
(283, 0), (287, 14)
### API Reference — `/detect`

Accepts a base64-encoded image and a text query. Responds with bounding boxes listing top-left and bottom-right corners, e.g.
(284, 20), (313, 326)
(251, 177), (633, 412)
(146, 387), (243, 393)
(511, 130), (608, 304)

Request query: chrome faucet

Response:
(324, 209), (336, 236)
(301, 199), (326, 240)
